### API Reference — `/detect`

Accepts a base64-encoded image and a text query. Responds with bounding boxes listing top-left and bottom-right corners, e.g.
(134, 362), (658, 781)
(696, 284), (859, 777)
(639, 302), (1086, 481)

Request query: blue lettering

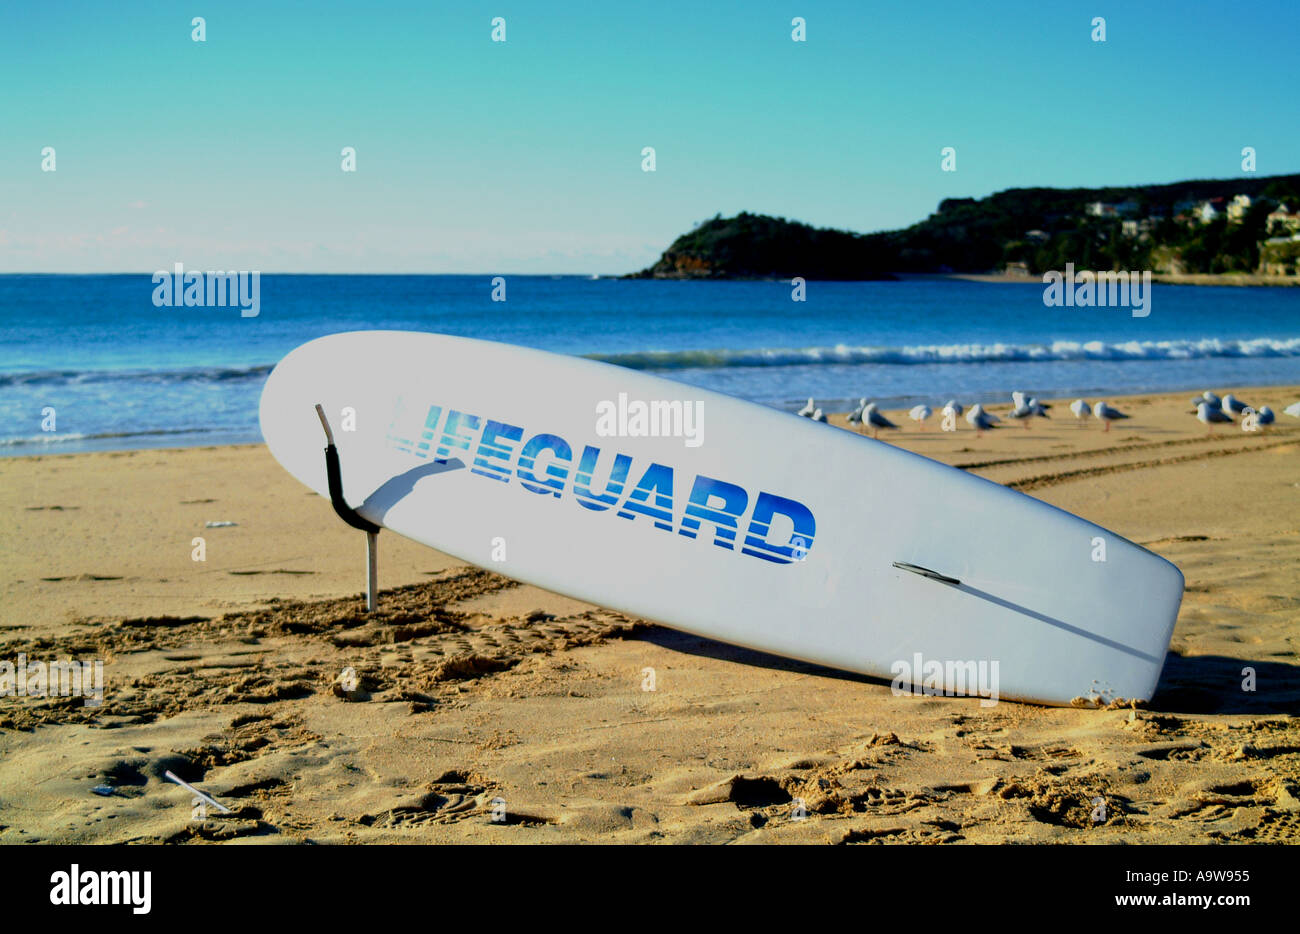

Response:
(435, 410), (480, 464)
(573, 445), (634, 512)
(389, 402), (817, 566)
(517, 433), (573, 497)
(617, 463), (675, 530)
(472, 420), (524, 482)
(741, 492), (817, 564)
(679, 475), (747, 549)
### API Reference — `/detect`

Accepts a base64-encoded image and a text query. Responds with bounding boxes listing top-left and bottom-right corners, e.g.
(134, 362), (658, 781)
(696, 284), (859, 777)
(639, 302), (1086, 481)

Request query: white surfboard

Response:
(259, 331), (1183, 706)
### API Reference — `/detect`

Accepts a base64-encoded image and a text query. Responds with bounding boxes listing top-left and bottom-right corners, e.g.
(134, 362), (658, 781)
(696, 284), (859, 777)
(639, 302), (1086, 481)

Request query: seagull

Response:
(965, 403), (999, 435)
(797, 397), (816, 418)
(941, 399), (963, 417)
(846, 398), (867, 430)
(1284, 400), (1300, 418)
(1009, 392), (1050, 428)
(1094, 401), (1128, 432)
(1221, 394), (1251, 417)
(861, 402), (898, 439)
(1195, 394), (1227, 418)
(811, 407), (828, 423)
(1257, 406), (1275, 426)
(908, 404), (932, 427)
(1009, 400), (1036, 428)
(1010, 391), (1030, 425)
(1011, 391), (1048, 409)
(1195, 401), (1233, 433)
(1069, 399), (1091, 426)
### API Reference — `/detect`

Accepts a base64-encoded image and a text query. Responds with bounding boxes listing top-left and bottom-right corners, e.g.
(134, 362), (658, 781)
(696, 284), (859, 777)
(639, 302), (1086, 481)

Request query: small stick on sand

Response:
(164, 770), (233, 814)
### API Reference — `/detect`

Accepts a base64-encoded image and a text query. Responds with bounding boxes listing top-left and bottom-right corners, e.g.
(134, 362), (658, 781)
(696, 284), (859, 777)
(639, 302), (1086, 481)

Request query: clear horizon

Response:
(4, 167), (1300, 276)
(4, 0), (1298, 273)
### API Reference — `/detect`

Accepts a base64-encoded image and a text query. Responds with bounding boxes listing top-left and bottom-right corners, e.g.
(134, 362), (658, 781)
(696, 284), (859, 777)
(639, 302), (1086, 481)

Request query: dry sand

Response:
(1, 386), (1298, 844)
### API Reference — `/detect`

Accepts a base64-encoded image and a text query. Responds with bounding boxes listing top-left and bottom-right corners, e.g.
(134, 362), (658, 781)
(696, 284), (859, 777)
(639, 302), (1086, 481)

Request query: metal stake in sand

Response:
(315, 404), (382, 613)
(366, 526), (378, 612)
(163, 770), (232, 814)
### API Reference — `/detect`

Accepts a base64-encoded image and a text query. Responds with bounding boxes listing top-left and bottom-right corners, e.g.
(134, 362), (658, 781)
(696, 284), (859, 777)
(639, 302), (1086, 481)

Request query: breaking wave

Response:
(588, 336), (1300, 370)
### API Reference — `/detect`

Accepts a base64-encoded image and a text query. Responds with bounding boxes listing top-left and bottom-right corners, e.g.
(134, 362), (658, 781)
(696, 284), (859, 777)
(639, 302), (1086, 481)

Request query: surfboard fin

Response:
(892, 562), (961, 586)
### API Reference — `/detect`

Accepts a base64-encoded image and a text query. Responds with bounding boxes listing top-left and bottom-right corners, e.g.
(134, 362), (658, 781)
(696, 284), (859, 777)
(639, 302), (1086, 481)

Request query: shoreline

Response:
(932, 271), (1300, 287)
(5, 383), (1300, 460)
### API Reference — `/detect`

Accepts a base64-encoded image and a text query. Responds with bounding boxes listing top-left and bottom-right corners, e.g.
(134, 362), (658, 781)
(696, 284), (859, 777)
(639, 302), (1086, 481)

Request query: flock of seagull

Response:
(796, 391), (1300, 438)
(1188, 391), (1291, 433)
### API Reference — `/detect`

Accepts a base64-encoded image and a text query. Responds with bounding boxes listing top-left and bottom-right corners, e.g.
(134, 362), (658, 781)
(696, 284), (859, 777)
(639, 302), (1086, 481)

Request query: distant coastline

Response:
(632, 174), (1300, 283)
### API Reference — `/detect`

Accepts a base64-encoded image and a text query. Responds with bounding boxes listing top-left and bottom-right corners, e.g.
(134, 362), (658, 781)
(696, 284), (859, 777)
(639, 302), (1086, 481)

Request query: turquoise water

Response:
(1, 274), (1297, 454)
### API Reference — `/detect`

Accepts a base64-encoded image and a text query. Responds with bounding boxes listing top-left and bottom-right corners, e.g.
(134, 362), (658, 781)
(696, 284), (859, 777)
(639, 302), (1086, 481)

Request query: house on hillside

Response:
(1259, 234), (1300, 276)
(1266, 204), (1300, 234)
(1122, 218), (1156, 239)
(1227, 194), (1253, 222)
(1086, 201), (1117, 218)
(1196, 197), (1227, 223)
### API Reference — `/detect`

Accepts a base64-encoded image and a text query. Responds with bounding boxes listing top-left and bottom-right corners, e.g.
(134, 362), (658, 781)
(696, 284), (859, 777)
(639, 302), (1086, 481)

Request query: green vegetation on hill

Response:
(632, 212), (895, 280)
(630, 174), (1300, 279)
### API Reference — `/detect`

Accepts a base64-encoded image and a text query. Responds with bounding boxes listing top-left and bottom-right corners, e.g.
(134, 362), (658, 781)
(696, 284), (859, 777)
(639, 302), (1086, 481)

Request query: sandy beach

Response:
(1, 385), (1297, 845)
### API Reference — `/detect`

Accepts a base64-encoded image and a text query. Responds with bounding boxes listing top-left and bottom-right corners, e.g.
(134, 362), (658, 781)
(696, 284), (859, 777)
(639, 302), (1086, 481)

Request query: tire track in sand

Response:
(954, 428), (1295, 472)
(1000, 438), (1299, 492)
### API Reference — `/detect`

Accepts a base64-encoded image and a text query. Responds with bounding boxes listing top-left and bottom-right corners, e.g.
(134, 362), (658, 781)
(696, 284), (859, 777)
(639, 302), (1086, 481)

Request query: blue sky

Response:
(2, 0), (1296, 273)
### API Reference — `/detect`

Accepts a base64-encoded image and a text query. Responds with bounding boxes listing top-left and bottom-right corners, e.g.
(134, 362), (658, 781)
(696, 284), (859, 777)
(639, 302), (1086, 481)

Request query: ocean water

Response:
(1, 274), (1297, 455)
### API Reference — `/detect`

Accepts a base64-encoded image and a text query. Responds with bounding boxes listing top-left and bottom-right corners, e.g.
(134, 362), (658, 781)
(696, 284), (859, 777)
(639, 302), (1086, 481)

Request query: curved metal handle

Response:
(314, 403), (335, 446)
(315, 404), (380, 534)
